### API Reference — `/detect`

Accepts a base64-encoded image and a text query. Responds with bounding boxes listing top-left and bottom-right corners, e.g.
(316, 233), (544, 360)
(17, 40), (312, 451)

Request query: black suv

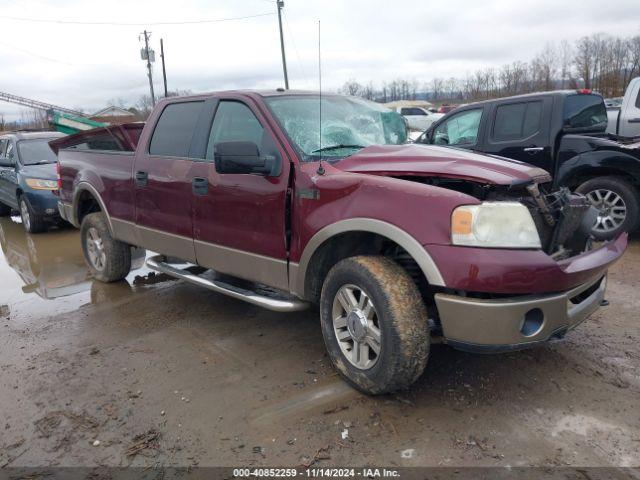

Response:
(417, 90), (640, 239)
(0, 131), (66, 233)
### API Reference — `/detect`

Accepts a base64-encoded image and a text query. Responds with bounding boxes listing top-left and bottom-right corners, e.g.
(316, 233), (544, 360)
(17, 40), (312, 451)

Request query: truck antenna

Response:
(316, 19), (325, 176)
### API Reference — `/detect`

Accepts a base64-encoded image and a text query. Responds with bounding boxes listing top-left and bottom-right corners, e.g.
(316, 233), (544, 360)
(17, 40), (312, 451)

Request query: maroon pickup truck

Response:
(53, 90), (627, 394)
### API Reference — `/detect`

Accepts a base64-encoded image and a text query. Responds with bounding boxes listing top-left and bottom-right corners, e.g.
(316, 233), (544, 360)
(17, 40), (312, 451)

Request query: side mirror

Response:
(0, 158), (14, 168)
(214, 141), (281, 177)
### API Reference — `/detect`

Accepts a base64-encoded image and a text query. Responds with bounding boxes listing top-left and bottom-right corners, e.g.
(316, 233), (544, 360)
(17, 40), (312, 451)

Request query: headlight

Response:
(451, 202), (541, 248)
(25, 178), (58, 190)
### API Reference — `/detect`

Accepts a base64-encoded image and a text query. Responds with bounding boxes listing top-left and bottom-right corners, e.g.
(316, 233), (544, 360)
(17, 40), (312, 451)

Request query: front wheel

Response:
(81, 212), (132, 282)
(320, 256), (430, 395)
(19, 196), (46, 233)
(576, 176), (639, 240)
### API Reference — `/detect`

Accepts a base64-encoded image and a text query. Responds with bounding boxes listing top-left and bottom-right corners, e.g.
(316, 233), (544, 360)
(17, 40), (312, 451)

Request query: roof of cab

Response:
(460, 89), (603, 109)
(159, 89), (337, 103)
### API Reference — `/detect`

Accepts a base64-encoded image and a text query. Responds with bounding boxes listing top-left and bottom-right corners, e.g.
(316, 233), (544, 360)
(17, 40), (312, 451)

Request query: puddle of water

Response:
(0, 216), (153, 325)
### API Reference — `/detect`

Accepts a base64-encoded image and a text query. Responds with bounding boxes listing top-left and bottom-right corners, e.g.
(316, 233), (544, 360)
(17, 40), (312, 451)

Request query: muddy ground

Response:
(0, 216), (639, 470)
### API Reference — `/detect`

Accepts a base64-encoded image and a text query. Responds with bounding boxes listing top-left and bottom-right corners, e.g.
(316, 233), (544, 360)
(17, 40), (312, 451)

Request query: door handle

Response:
(523, 147), (544, 153)
(628, 118), (640, 124)
(135, 170), (148, 187)
(192, 177), (208, 196)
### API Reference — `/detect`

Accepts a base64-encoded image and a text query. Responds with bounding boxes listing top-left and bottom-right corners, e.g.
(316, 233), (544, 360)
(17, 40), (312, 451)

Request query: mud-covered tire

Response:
(0, 202), (11, 217)
(81, 212), (131, 282)
(19, 196), (46, 234)
(576, 176), (640, 240)
(320, 255), (429, 395)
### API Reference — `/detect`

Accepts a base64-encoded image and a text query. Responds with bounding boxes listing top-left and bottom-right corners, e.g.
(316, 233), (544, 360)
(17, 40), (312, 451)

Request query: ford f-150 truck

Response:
(53, 90), (626, 394)
(416, 89), (640, 240)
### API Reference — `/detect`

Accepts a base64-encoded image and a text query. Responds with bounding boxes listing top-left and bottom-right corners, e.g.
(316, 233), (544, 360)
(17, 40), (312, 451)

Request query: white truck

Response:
(607, 77), (640, 137)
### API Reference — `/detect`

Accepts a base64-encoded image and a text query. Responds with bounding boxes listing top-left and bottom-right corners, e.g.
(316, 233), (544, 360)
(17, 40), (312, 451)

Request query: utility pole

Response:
(141, 30), (156, 106)
(276, 0), (289, 89)
(160, 38), (168, 97)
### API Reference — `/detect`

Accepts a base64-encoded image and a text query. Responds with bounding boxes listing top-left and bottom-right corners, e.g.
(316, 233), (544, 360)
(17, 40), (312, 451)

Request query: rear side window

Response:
(636, 90), (640, 109)
(563, 94), (607, 129)
(493, 101), (542, 141)
(149, 101), (204, 157)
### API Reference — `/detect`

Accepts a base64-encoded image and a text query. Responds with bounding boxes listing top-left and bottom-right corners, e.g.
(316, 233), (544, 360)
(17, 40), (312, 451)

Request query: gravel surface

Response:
(0, 218), (638, 469)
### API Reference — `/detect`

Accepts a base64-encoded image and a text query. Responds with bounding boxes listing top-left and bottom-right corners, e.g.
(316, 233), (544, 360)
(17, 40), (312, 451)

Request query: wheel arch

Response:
(291, 218), (445, 302)
(562, 167), (640, 191)
(73, 183), (113, 233)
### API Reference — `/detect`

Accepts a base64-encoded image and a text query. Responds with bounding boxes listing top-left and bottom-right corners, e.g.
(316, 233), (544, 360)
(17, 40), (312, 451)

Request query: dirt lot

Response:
(0, 216), (639, 471)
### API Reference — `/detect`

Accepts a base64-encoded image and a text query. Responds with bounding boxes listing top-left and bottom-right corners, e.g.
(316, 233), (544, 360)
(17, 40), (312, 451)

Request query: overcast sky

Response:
(0, 0), (639, 119)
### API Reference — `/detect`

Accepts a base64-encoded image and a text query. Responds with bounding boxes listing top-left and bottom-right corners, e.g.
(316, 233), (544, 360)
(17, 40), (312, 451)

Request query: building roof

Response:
(91, 106), (135, 117)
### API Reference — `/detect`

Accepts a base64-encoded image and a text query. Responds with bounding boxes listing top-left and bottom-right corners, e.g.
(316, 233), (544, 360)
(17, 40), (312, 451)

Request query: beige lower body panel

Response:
(194, 241), (289, 291)
(435, 275), (607, 348)
(111, 218), (139, 247)
(110, 220), (289, 292)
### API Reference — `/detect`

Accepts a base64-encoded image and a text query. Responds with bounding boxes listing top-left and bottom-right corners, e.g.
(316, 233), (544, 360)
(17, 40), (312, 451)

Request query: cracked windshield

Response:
(266, 95), (407, 160)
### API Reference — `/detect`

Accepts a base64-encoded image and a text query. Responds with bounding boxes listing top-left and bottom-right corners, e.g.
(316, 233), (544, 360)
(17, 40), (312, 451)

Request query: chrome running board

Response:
(146, 255), (309, 313)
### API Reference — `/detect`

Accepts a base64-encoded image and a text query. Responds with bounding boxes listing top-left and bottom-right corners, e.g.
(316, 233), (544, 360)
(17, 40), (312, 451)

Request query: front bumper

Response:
(23, 191), (60, 218)
(435, 274), (607, 352)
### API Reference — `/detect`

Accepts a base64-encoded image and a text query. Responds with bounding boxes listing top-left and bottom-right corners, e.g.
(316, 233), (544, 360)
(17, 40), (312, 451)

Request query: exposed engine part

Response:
(522, 186), (594, 258)
(393, 175), (597, 259)
(526, 183), (556, 227)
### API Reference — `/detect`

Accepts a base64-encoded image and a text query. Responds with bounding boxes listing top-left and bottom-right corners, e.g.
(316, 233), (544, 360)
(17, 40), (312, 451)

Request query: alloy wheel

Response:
(332, 284), (381, 370)
(20, 200), (31, 232)
(585, 189), (627, 233)
(86, 227), (106, 271)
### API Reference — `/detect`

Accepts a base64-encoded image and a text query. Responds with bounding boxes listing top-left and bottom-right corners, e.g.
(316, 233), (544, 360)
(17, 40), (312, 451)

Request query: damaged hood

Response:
(336, 144), (552, 185)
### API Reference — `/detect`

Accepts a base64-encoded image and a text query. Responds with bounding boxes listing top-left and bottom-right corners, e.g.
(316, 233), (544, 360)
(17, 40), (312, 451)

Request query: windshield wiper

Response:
(311, 144), (365, 154)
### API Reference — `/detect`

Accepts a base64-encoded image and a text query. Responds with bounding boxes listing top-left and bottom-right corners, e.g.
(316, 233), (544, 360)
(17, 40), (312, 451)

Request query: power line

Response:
(0, 12), (276, 26)
(0, 41), (76, 66)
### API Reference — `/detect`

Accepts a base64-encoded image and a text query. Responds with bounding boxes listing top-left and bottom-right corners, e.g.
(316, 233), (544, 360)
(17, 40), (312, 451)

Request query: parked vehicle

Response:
(417, 89), (640, 239)
(437, 104), (457, 114)
(54, 91), (626, 394)
(0, 131), (66, 233)
(386, 103), (443, 131)
(605, 97), (623, 108)
(606, 77), (640, 138)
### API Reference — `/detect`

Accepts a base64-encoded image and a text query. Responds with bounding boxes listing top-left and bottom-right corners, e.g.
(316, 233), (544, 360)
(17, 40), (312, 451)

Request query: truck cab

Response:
(418, 90), (640, 239)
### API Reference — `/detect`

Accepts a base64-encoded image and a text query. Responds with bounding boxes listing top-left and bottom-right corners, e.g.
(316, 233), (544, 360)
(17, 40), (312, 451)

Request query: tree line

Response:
(341, 33), (640, 103)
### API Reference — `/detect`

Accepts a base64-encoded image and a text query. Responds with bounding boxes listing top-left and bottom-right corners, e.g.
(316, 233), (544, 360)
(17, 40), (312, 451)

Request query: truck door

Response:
(619, 80), (640, 137)
(133, 100), (207, 262)
(481, 98), (554, 173)
(191, 97), (291, 291)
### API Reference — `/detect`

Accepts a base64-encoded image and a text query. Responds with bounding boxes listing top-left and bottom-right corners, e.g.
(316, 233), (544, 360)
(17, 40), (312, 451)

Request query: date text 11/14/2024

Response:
(232, 468), (400, 478)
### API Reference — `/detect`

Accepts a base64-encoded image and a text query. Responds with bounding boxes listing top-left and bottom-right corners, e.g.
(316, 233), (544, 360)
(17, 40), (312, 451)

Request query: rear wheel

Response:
(576, 176), (639, 240)
(19, 196), (46, 233)
(320, 255), (429, 395)
(81, 212), (132, 282)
